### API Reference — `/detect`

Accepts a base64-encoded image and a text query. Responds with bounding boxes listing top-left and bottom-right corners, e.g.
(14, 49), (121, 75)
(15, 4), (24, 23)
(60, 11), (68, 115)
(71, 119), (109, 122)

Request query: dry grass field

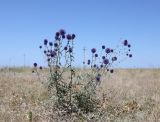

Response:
(0, 68), (160, 122)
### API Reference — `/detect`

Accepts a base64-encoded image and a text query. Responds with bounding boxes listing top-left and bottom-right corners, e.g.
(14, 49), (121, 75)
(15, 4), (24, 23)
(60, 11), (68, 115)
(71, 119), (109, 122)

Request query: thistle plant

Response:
(82, 40), (132, 97)
(33, 29), (76, 113)
(73, 39), (132, 114)
(33, 29), (132, 118)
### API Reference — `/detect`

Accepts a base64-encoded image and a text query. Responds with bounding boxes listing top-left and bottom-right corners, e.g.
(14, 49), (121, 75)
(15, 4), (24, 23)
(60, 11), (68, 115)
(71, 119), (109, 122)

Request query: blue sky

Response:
(0, 0), (160, 68)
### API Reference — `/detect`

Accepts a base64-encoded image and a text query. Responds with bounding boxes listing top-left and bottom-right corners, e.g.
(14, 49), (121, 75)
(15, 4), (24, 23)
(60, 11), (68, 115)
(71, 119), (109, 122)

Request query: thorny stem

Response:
(35, 68), (41, 83)
(69, 56), (72, 113)
(69, 41), (74, 114)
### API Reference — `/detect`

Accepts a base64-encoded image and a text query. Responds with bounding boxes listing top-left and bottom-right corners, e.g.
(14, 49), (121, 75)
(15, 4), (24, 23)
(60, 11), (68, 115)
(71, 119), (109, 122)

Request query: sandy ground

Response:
(0, 68), (160, 122)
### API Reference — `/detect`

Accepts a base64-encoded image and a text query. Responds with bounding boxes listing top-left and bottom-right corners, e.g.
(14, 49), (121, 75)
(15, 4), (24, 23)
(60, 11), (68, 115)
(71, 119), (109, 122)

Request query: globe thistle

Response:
(103, 59), (109, 65)
(69, 47), (72, 53)
(112, 56), (117, 61)
(87, 60), (91, 65)
(44, 50), (47, 54)
(54, 43), (58, 47)
(51, 51), (56, 57)
(67, 34), (72, 40)
(128, 44), (131, 48)
(102, 56), (105, 60)
(59, 29), (66, 36)
(39, 66), (42, 70)
(91, 48), (96, 53)
(100, 64), (103, 68)
(64, 46), (68, 51)
(93, 64), (97, 68)
(105, 48), (111, 53)
(47, 54), (51, 57)
(47, 58), (50, 62)
(102, 45), (105, 49)
(123, 40), (128, 46)
(72, 34), (76, 40)
(55, 36), (59, 40)
(39, 45), (42, 49)
(96, 75), (101, 82)
(110, 49), (113, 53)
(54, 49), (58, 52)
(33, 63), (37, 67)
(56, 32), (60, 37)
(49, 42), (53, 46)
(110, 69), (114, 73)
(44, 39), (48, 45)
(62, 35), (65, 39)
(95, 54), (98, 57)
(129, 54), (132, 58)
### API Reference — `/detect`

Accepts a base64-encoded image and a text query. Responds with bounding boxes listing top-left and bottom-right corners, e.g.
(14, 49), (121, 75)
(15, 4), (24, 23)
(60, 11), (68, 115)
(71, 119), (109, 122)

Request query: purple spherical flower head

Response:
(110, 49), (113, 53)
(102, 56), (105, 60)
(64, 46), (68, 51)
(91, 48), (96, 53)
(39, 45), (42, 49)
(105, 48), (111, 53)
(56, 32), (60, 37)
(93, 64), (97, 68)
(54, 43), (58, 47)
(69, 48), (72, 53)
(87, 60), (91, 65)
(47, 54), (50, 57)
(123, 40), (128, 46)
(62, 35), (65, 39)
(103, 59), (109, 65)
(102, 45), (105, 49)
(54, 49), (58, 52)
(33, 63), (37, 67)
(44, 39), (48, 45)
(129, 54), (132, 58)
(96, 75), (101, 82)
(51, 51), (56, 57)
(100, 64), (103, 68)
(39, 66), (42, 70)
(95, 54), (98, 57)
(49, 42), (53, 46)
(112, 56), (117, 61)
(59, 29), (66, 36)
(72, 34), (76, 40)
(110, 69), (114, 73)
(128, 44), (131, 48)
(67, 34), (72, 40)
(55, 35), (60, 40)
(44, 50), (47, 54)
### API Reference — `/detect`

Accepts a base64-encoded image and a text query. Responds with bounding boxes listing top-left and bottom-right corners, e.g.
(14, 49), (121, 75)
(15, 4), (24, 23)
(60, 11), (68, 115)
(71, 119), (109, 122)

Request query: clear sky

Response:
(0, 0), (160, 68)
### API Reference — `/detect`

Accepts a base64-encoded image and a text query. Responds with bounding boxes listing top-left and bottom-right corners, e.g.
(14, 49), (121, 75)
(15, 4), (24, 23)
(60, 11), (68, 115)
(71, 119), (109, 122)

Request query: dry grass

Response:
(0, 68), (160, 122)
